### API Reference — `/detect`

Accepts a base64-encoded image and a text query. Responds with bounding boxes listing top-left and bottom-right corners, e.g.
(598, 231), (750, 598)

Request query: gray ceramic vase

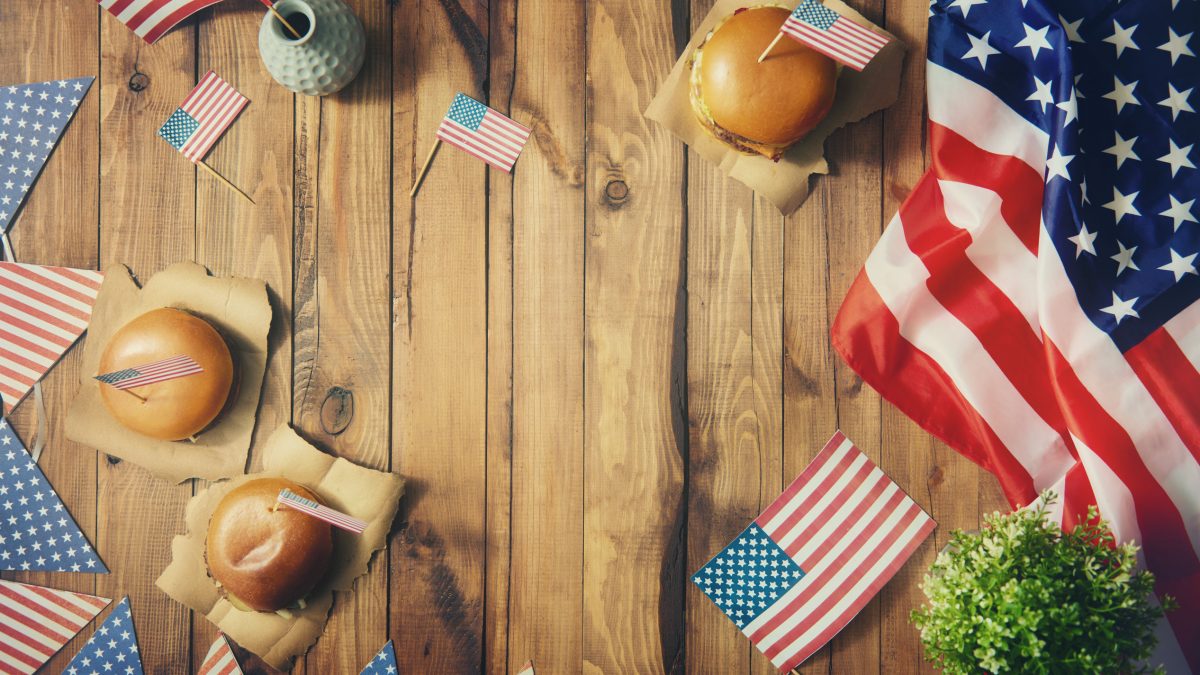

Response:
(258, 0), (366, 96)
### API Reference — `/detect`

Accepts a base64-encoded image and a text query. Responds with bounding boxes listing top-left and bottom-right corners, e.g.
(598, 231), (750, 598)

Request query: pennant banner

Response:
(198, 633), (243, 675)
(359, 640), (397, 675)
(98, 0), (224, 44)
(63, 596), (143, 675)
(0, 419), (107, 573)
(0, 579), (110, 674)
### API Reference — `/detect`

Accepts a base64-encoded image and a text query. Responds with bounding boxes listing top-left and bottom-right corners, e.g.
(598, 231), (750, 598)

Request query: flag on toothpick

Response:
(780, 0), (889, 71)
(277, 488), (367, 534)
(98, 0), (225, 44)
(437, 93), (531, 173)
(62, 597), (143, 675)
(0, 580), (110, 674)
(0, 261), (104, 414)
(0, 420), (108, 573)
(198, 633), (243, 675)
(159, 71), (248, 164)
(692, 432), (935, 671)
(95, 355), (203, 390)
(0, 77), (94, 250)
(358, 640), (397, 674)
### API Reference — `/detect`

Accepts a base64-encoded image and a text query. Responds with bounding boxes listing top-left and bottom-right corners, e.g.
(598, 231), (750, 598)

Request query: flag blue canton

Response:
(64, 597), (143, 675)
(0, 76), (92, 237)
(793, 0), (840, 31)
(0, 419), (107, 573)
(158, 108), (200, 151)
(930, 0), (1200, 351)
(692, 524), (805, 630)
(359, 640), (398, 674)
(95, 368), (141, 385)
(446, 93), (488, 131)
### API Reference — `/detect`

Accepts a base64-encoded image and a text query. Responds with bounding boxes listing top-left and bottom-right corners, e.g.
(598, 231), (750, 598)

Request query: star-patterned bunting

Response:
(62, 597), (142, 675)
(358, 640), (397, 674)
(0, 419), (107, 573)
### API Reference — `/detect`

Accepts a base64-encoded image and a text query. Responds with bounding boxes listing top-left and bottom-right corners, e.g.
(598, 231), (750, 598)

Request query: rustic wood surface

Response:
(0, 1), (1006, 672)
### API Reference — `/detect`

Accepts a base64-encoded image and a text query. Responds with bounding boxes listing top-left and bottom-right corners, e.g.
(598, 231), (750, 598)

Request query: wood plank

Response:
(583, 0), (687, 671)
(390, 0), (489, 671)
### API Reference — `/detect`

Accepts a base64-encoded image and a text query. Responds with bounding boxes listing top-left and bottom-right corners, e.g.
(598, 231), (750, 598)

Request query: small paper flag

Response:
(197, 633), (243, 675)
(0, 580), (110, 674)
(0, 77), (94, 244)
(780, 0), (889, 71)
(0, 419), (107, 573)
(158, 71), (249, 164)
(0, 261), (104, 414)
(95, 354), (203, 390)
(358, 640), (397, 674)
(62, 597), (142, 675)
(437, 93), (531, 173)
(98, 0), (224, 44)
(277, 488), (367, 534)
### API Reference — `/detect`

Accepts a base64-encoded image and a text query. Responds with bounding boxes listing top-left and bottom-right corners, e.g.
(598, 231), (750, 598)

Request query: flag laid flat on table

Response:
(0, 420), (108, 574)
(358, 640), (397, 675)
(0, 580), (109, 675)
(693, 432), (935, 671)
(198, 633), (243, 675)
(437, 93), (531, 173)
(0, 262), (104, 414)
(95, 355), (203, 390)
(831, 0), (1200, 670)
(159, 71), (248, 164)
(779, 0), (889, 71)
(99, 0), (224, 44)
(62, 597), (142, 675)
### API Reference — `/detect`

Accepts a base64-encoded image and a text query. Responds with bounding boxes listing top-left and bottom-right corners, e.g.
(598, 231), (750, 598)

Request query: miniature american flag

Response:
(0, 580), (110, 675)
(62, 596), (143, 675)
(158, 71), (248, 164)
(276, 488), (367, 534)
(437, 93), (531, 173)
(780, 0), (889, 72)
(98, 0), (224, 44)
(358, 640), (397, 675)
(0, 262), (104, 414)
(692, 432), (935, 671)
(197, 633), (242, 675)
(94, 354), (203, 390)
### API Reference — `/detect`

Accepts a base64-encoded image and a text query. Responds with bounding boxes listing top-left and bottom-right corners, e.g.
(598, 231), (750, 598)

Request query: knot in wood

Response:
(320, 386), (354, 436)
(127, 72), (149, 92)
(604, 179), (629, 204)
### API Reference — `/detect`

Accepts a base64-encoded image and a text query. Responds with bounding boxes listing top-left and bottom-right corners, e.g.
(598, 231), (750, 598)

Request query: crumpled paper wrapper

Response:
(64, 262), (270, 482)
(156, 424), (405, 670)
(645, 0), (905, 214)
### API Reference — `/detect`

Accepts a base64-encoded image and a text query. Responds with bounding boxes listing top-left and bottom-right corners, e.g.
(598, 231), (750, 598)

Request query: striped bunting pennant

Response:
(0, 262), (104, 414)
(197, 633), (243, 675)
(0, 580), (110, 675)
(517, 660), (535, 675)
(277, 488), (367, 534)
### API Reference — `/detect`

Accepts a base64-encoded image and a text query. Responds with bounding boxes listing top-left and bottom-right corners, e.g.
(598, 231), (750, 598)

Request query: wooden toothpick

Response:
(119, 388), (148, 403)
(758, 32), (784, 62)
(260, 0), (303, 39)
(409, 139), (442, 198)
(198, 161), (255, 204)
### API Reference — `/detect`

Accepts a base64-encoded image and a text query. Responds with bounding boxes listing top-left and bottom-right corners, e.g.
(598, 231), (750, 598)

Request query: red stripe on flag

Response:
(4, 264), (99, 307)
(1125, 328), (1200, 467)
(756, 432), (847, 526)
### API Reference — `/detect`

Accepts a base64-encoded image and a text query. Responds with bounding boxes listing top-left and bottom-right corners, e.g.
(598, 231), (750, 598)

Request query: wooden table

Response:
(0, 1), (1006, 672)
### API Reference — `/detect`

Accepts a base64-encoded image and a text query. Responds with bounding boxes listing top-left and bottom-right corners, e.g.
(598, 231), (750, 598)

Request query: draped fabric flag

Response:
(0, 580), (110, 675)
(358, 640), (397, 675)
(692, 432), (935, 671)
(779, 0), (889, 71)
(197, 633), (243, 675)
(831, 0), (1200, 670)
(62, 597), (142, 675)
(0, 262), (104, 414)
(437, 93), (531, 173)
(0, 77), (93, 259)
(98, 0), (224, 44)
(158, 71), (249, 164)
(0, 419), (107, 573)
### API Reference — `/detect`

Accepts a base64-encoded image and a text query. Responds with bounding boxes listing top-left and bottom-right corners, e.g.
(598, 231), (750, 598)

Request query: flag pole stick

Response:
(266, 4), (303, 39)
(103, 384), (147, 403)
(758, 32), (784, 63)
(198, 161), (255, 204)
(409, 139), (441, 198)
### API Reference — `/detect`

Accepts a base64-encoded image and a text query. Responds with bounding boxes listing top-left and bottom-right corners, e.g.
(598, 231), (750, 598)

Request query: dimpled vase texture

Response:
(258, 0), (365, 96)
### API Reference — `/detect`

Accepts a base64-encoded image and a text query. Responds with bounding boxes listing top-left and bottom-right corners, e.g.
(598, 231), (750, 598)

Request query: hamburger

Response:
(97, 307), (236, 441)
(690, 6), (838, 159)
(206, 477), (334, 613)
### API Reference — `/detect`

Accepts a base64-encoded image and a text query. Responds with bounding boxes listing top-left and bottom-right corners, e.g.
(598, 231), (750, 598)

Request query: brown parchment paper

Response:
(156, 424), (405, 671)
(645, 0), (905, 214)
(64, 262), (270, 483)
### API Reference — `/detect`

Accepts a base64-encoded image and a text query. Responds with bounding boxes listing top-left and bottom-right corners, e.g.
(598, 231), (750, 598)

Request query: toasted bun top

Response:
(697, 6), (838, 146)
(206, 478), (334, 613)
(97, 307), (234, 441)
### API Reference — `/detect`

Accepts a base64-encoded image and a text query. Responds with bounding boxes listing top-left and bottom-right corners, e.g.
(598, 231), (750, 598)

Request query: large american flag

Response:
(0, 580), (109, 675)
(780, 0), (890, 72)
(436, 93), (531, 173)
(832, 0), (1200, 670)
(98, 0), (224, 44)
(158, 71), (248, 164)
(693, 432), (935, 671)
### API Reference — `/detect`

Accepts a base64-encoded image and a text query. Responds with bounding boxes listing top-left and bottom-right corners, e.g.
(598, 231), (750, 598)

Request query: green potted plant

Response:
(911, 493), (1173, 674)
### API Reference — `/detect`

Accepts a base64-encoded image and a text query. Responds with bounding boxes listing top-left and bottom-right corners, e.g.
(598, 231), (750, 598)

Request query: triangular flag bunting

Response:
(198, 633), (243, 675)
(517, 661), (535, 675)
(0, 261), (104, 414)
(63, 596), (142, 675)
(99, 0), (224, 44)
(0, 419), (107, 573)
(0, 580), (110, 674)
(0, 77), (94, 242)
(359, 640), (398, 674)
